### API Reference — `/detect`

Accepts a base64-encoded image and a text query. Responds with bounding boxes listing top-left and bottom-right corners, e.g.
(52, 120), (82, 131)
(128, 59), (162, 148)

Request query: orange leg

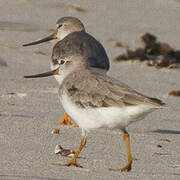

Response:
(109, 131), (133, 172)
(52, 136), (86, 167)
(56, 113), (78, 127)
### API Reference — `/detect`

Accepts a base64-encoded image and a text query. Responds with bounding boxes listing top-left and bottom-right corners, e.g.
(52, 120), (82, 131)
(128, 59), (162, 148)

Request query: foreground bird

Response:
(23, 17), (109, 127)
(24, 54), (165, 172)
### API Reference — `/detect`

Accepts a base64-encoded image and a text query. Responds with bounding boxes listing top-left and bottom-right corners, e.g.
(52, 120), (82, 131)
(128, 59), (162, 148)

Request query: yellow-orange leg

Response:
(52, 136), (87, 168)
(109, 131), (133, 172)
(56, 113), (78, 127)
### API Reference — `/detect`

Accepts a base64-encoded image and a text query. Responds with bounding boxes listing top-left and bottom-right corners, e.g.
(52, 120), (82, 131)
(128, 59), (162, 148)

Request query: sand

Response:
(0, 0), (180, 179)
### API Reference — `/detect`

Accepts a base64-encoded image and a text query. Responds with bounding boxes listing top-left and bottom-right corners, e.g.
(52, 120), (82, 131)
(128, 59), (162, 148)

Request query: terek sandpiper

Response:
(23, 17), (109, 127)
(24, 55), (165, 172)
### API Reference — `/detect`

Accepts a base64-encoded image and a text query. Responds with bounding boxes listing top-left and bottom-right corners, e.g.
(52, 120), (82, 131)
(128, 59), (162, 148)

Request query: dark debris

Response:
(168, 90), (180, 97)
(157, 144), (162, 148)
(114, 33), (180, 68)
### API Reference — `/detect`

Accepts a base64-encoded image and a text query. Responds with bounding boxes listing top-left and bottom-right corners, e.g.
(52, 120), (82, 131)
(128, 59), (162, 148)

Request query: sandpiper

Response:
(23, 17), (110, 127)
(24, 55), (165, 172)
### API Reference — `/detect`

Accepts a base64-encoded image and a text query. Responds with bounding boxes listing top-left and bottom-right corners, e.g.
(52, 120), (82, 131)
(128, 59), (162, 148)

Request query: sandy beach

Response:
(0, 0), (180, 179)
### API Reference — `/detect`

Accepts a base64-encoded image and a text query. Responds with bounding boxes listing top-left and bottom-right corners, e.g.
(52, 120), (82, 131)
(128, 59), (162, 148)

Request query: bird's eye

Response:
(57, 24), (62, 29)
(60, 60), (65, 65)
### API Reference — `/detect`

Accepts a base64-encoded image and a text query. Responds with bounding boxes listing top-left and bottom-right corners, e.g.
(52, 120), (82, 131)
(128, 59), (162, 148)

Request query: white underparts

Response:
(60, 93), (157, 131)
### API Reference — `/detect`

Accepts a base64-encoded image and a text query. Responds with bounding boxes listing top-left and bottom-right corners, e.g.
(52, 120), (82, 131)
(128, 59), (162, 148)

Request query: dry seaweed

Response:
(168, 90), (180, 97)
(114, 33), (180, 68)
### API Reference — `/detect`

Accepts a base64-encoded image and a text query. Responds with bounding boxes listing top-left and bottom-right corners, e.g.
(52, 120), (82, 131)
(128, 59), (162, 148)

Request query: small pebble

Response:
(157, 144), (162, 148)
(51, 128), (59, 134)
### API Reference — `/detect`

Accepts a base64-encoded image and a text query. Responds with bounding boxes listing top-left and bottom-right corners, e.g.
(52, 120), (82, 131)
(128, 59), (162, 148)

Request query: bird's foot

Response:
(109, 159), (132, 172)
(56, 113), (78, 127)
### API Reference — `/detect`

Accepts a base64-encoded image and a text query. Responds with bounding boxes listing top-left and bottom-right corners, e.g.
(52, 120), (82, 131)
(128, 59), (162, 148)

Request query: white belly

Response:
(60, 94), (156, 131)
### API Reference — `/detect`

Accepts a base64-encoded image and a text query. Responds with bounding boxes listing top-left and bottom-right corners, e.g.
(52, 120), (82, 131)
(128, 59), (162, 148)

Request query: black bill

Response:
(22, 33), (57, 47)
(24, 68), (59, 78)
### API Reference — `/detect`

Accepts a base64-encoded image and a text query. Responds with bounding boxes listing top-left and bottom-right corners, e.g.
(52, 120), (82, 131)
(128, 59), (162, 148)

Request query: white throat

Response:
(56, 30), (71, 41)
(50, 63), (64, 85)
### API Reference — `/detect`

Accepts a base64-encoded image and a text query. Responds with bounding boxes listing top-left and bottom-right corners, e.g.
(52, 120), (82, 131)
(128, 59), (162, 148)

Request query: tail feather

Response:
(148, 97), (165, 106)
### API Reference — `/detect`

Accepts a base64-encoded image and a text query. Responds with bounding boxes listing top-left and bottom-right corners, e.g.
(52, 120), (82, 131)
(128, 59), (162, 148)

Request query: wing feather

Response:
(61, 71), (164, 108)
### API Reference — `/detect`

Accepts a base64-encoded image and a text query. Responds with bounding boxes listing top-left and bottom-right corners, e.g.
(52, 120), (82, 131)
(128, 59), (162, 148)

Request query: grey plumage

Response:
(52, 31), (110, 71)
(59, 70), (165, 109)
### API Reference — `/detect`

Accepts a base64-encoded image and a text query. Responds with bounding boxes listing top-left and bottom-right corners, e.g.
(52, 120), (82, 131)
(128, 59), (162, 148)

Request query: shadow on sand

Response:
(0, 175), (69, 180)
